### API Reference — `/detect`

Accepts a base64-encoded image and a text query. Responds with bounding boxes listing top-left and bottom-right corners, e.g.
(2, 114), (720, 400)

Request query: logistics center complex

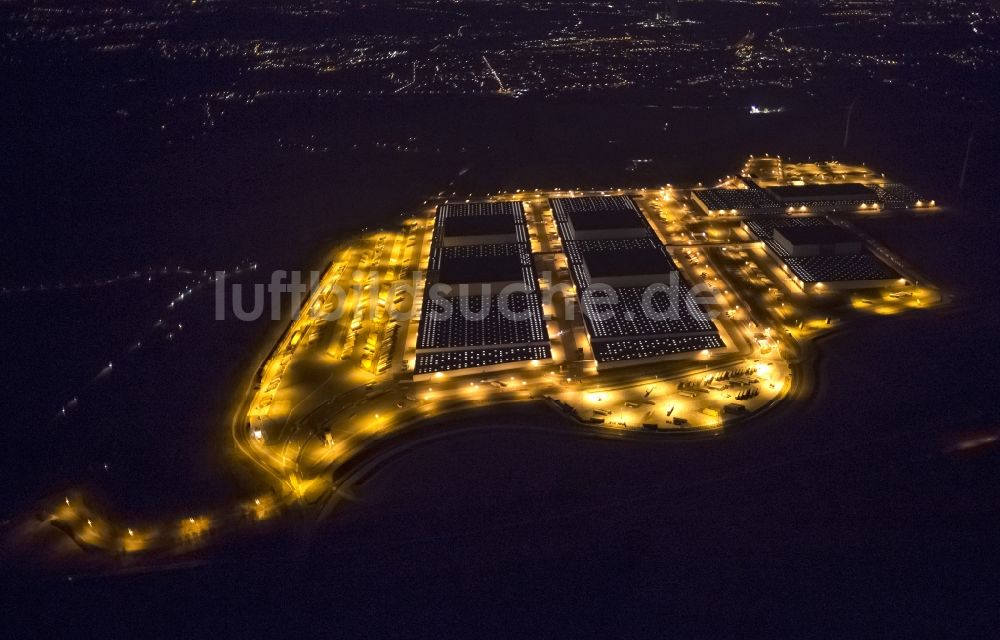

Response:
(209, 155), (940, 559)
(409, 157), (932, 379)
(38, 158), (944, 558)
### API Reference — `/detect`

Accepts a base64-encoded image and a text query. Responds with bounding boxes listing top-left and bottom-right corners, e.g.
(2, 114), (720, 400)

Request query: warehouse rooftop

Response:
(567, 208), (648, 231)
(443, 214), (516, 238)
(767, 183), (876, 201)
(580, 246), (674, 279)
(438, 249), (525, 285)
(773, 225), (859, 246)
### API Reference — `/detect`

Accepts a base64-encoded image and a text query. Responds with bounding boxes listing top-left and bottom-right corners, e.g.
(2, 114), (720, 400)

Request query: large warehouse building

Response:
(690, 179), (783, 216)
(744, 217), (900, 290)
(691, 171), (930, 216)
(552, 196), (724, 368)
(414, 201), (551, 377)
(771, 226), (863, 257)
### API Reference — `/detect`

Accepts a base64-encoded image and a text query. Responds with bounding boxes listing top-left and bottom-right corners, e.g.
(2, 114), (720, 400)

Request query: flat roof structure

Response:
(571, 239), (679, 289)
(444, 214), (516, 238)
(439, 201), (524, 218)
(773, 225), (863, 258)
(551, 195), (654, 241)
(767, 183), (878, 204)
(744, 216), (898, 289)
(416, 201), (550, 376)
(869, 183), (927, 209)
(590, 334), (725, 363)
(552, 198), (724, 368)
(438, 244), (527, 286)
(552, 195), (638, 214)
(567, 209), (648, 231)
(427, 202), (529, 271)
(691, 186), (782, 216)
(437, 201), (523, 247)
(744, 216), (832, 242)
(579, 285), (718, 338)
(733, 156), (930, 211)
(773, 225), (859, 247)
(418, 291), (548, 350)
(580, 246), (673, 279)
(563, 238), (675, 288)
(783, 255), (897, 284)
(414, 345), (551, 375)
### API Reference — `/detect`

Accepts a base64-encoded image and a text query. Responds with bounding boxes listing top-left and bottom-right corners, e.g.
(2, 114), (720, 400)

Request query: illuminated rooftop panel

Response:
(591, 334), (725, 362)
(784, 254), (898, 283)
(414, 344), (551, 375)
(580, 285), (716, 339)
(767, 182), (878, 203)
